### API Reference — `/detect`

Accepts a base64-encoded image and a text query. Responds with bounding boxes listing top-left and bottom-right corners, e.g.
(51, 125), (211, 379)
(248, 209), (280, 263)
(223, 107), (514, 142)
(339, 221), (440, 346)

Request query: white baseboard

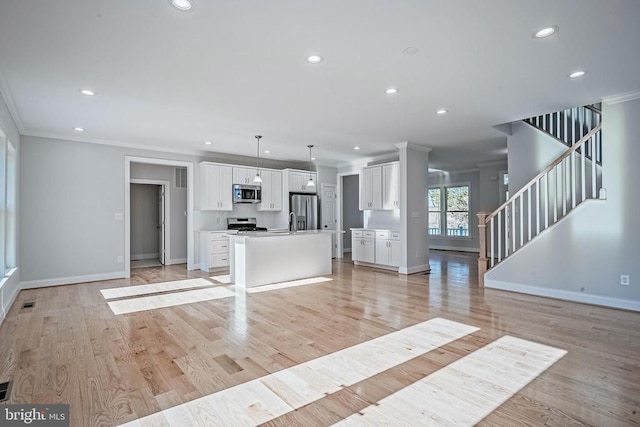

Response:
(430, 245), (479, 253)
(131, 252), (159, 261)
(399, 263), (432, 275)
(343, 248), (352, 253)
(21, 271), (126, 290)
(0, 269), (20, 326)
(167, 258), (187, 265)
(485, 279), (640, 312)
(354, 261), (399, 272)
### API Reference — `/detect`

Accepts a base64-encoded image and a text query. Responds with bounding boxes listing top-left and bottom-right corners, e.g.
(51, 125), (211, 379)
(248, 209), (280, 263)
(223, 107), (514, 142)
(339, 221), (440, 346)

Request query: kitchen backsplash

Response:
(364, 209), (401, 229)
(197, 204), (287, 230)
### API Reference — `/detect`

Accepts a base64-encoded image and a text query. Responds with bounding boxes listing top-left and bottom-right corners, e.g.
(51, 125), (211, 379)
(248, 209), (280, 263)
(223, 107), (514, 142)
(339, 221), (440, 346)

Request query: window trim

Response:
(428, 182), (471, 240)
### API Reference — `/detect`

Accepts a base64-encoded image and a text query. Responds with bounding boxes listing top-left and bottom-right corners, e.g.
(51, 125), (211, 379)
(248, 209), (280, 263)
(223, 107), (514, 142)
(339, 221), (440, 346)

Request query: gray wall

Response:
(342, 174), (362, 250)
(131, 163), (188, 262)
(0, 92), (20, 322)
(487, 98), (640, 306)
(130, 184), (160, 260)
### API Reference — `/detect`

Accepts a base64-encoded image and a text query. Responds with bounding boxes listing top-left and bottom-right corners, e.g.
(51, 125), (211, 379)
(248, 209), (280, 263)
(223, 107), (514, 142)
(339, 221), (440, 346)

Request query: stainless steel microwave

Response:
(233, 184), (261, 203)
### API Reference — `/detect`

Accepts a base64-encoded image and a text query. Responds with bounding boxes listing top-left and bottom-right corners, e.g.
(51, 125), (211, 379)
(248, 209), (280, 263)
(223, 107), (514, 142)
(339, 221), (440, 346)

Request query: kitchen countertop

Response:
(231, 230), (344, 238)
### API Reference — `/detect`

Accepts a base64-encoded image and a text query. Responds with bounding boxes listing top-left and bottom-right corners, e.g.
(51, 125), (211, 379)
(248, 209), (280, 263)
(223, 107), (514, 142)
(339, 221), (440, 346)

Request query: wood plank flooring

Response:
(0, 251), (639, 426)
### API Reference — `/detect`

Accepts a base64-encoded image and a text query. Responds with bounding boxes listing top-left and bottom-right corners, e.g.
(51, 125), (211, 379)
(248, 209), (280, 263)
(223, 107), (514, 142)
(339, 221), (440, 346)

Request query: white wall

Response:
(486, 98), (640, 310)
(0, 91), (20, 323)
(131, 163), (188, 262)
(130, 184), (160, 260)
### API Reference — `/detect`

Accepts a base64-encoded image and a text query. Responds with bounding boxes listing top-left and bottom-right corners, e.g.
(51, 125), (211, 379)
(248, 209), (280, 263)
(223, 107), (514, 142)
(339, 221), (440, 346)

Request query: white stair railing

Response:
(477, 124), (602, 286)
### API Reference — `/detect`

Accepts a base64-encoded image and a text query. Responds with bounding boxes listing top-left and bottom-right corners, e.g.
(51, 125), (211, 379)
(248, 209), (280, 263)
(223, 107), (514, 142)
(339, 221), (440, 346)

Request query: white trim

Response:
(336, 170), (362, 259)
(602, 90), (640, 105)
(485, 279), (640, 312)
(354, 261), (399, 272)
(131, 252), (160, 260)
(429, 245), (479, 253)
(168, 258), (187, 265)
(0, 268), (20, 326)
(0, 70), (25, 132)
(125, 156), (195, 278)
(343, 248), (352, 253)
(21, 271), (125, 290)
(130, 178), (171, 265)
(399, 263), (431, 275)
(394, 141), (432, 153)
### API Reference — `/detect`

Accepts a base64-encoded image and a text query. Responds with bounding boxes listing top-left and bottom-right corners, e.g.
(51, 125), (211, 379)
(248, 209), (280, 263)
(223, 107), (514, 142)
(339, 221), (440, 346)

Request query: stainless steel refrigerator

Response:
(290, 194), (318, 231)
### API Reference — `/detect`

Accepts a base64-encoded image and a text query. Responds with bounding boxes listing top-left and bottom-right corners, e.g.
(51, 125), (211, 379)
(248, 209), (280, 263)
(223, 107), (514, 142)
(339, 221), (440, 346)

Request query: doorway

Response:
(130, 180), (170, 268)
(320, 183), (337, 258)
(336, 172), (363, 258)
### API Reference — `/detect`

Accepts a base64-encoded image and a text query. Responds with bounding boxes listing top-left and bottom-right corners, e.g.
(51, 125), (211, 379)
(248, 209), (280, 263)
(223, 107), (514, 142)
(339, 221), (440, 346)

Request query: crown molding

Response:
(394, 141), (432, 153)
(0, 71), (26, 133)
(602, 90), (640, 105)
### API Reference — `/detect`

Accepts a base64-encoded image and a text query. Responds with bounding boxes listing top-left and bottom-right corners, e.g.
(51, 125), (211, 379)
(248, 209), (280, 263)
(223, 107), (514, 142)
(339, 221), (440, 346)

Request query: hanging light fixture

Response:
(253, 135), (263, 184)
(307, 144), (315, 187)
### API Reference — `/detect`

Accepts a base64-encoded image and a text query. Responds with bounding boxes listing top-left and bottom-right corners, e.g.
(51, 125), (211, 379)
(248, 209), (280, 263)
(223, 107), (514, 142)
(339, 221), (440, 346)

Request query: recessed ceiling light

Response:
(264, 150), (270, 154)
(402, 47), (419, 56)
(73, 127), (85, 132)
(569, 70), (586, 79)
(436, 109), (448, 115)
(79, 89), (95, 96)
(385, 88), (398, 95)
(354, 146), (360, 150)
(311, 157), (316, 160)
(533, 26), (558, 38)
(170, 0), (193, 11)
(306, 55), (323, 64)
(204, 141), (212, 145)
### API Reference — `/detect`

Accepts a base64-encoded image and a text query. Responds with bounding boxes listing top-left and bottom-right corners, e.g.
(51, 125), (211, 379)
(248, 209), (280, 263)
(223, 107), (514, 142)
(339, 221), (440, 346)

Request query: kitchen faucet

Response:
(289, 211), (297, 232)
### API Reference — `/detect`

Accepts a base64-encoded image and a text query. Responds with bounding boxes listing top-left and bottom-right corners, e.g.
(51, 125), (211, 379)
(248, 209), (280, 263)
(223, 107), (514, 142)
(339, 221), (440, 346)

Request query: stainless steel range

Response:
(226, 217), (268, 233)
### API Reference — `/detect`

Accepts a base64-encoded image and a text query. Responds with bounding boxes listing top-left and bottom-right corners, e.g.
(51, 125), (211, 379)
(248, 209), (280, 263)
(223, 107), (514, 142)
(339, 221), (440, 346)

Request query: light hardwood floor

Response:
(0, 251), (639, 426)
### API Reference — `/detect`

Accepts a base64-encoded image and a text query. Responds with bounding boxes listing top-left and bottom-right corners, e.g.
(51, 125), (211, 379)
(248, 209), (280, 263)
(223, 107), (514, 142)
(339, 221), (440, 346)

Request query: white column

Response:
(395, 142), (431, 275)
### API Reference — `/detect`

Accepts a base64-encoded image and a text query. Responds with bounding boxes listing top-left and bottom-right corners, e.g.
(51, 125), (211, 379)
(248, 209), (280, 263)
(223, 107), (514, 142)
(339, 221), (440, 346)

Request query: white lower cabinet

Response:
(375, 231), (400, 267)
(200, 231), (233, 271)
(351, 230), (375, 263)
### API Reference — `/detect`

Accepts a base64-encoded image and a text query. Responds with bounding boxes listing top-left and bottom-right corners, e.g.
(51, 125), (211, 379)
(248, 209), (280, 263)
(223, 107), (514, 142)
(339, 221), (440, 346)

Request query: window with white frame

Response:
(428, 184), (470, 237)
(0, 127), (16, 275)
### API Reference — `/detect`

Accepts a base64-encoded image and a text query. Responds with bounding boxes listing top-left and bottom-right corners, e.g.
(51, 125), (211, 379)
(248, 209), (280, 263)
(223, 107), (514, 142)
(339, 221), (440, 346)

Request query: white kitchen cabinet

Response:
(382, 162), (400, 209)
(359, 166), (383, 210)
(375, 230), (400, 267)
(289, 170), (317, 193)
(233, 166), (260, 185)
(200, 231), (233, 271)
(200, 163), (233, 211)
(259, 170), (282, 211)
(351, 229), (375, 264)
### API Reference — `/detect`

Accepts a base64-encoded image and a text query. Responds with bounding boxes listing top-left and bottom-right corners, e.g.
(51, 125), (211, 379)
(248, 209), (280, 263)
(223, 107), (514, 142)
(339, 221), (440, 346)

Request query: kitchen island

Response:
(229, 231), (338, 288)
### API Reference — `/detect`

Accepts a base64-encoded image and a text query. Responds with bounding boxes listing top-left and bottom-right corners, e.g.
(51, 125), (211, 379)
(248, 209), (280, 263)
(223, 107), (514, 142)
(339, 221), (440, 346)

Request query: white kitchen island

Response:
(229, 231), (337, 288)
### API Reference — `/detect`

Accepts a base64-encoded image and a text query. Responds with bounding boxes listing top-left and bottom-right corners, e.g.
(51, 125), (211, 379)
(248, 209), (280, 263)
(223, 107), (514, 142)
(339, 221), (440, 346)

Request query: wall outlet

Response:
(114, 212), (123, 221)
(620, 275), (630, 286)
(117, 256), (123, 264)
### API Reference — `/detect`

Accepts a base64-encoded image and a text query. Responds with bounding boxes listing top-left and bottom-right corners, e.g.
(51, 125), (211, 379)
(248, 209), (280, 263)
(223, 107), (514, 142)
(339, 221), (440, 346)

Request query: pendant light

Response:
(307, 144), (315, 187)
(253, 135), (263, 184)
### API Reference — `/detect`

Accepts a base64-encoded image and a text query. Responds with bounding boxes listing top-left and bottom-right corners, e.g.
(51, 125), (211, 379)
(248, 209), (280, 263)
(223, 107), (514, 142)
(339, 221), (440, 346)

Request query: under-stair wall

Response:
(484, 98), (640, 311)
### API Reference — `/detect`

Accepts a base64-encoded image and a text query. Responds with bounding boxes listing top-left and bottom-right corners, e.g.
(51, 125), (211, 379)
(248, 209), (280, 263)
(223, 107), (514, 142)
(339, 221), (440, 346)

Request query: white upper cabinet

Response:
(233, 166), (258, 185)
(289, 170), (317, 193)
(359, 166), (383, 210)
(382, 162), (400, 209)
(200, 163), (233, 211)
(258, 170), (283, 211)
(360, 162), (399, 210)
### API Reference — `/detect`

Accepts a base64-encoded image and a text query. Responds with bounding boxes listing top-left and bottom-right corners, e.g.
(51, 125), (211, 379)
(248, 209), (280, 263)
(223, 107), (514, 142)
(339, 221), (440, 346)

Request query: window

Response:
(428, 184), (470, 237)
(0, 128), (16, 275)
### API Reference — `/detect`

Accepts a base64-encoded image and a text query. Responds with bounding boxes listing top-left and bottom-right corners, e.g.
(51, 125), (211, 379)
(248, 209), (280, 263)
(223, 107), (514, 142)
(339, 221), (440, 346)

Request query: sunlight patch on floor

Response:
(245, 276), (333, 294)
(333, 335), (567, 426)
(210, 274), (232, 284)
(107, 285), (235, 315)
(101, 278), (217, 299)
(118, 317), (478, 426)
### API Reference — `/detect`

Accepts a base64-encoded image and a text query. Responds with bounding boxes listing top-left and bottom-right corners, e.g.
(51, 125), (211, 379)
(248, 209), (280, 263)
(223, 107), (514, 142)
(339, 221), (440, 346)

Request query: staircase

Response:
(477, 105), (603, 285)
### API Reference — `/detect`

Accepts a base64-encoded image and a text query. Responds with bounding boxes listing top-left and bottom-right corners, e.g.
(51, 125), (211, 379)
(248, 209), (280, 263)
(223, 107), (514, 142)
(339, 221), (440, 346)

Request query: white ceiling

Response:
(1, 0), (639, 169)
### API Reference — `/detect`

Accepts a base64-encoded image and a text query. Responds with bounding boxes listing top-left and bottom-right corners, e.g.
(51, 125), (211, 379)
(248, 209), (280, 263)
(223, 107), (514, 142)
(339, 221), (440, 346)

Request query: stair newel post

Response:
(477, 212), (489, 287)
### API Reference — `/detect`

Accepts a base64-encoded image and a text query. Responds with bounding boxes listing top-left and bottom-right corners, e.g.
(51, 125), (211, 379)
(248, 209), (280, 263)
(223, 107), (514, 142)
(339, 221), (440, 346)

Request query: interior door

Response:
(158, 185), (165, 265)
(321, 184), (337, 257)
